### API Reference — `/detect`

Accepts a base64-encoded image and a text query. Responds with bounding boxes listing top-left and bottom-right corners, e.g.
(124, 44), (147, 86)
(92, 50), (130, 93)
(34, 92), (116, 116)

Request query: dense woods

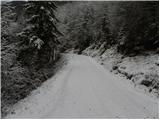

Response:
(1, 1), (62, 117)
(57, 1), (158, 55)
(1, 1), (159, 117)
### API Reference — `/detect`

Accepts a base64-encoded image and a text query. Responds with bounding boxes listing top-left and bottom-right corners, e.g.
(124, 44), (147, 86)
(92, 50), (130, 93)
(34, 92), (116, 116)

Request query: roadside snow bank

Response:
(83, 46), (159, 97)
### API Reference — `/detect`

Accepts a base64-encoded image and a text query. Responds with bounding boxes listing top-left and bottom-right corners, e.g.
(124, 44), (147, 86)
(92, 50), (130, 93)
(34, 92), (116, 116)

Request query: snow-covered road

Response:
(6, 54), (158, 118)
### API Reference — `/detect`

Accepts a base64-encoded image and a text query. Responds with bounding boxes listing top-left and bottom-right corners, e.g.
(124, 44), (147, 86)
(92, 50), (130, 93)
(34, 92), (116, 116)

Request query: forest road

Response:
(6, 54), (158, 119)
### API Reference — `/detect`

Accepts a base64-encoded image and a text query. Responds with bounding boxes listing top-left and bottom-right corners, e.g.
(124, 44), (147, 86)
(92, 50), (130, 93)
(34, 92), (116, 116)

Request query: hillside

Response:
(83, 46), (159, 97)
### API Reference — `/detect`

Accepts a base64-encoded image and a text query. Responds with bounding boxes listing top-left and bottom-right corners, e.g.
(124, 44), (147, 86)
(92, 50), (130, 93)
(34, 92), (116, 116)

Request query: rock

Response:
(121, 56), (125, 59)
(126, 74), (133, 80)
(141, 80), (152, 87)
(120, 66), (126, 69)
(112, 65), (118, 70)
(11, 111), (16, 114)
(149, 88), (152, 92)
(114, 71), (118, 74)
(155, 62), (159, 66)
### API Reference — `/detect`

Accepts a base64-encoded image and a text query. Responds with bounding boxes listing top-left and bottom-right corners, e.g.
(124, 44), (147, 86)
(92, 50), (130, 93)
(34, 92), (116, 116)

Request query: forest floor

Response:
(5, 54), (158, 119)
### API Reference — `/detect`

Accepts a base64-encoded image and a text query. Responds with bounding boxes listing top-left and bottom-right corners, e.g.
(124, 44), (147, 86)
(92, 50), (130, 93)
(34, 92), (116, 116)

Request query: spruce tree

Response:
(117, 2), (159, 54)
(17, 1), (61, 66)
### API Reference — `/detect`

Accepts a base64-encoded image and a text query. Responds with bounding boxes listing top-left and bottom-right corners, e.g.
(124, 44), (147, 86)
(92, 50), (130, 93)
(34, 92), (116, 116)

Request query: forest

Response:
(1, 1), (159, 118)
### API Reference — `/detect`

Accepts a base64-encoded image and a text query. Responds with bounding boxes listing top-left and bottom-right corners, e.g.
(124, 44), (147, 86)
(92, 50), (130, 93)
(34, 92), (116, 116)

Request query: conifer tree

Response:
(1, 2), (16, 37)
(18, 1), (61, 66)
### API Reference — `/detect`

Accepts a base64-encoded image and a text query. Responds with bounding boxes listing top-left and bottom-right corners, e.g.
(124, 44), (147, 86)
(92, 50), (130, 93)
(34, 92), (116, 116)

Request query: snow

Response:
(83, 46), (159, 97)
(5, 54), (158, 119)
(40, 6), (44, 10)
